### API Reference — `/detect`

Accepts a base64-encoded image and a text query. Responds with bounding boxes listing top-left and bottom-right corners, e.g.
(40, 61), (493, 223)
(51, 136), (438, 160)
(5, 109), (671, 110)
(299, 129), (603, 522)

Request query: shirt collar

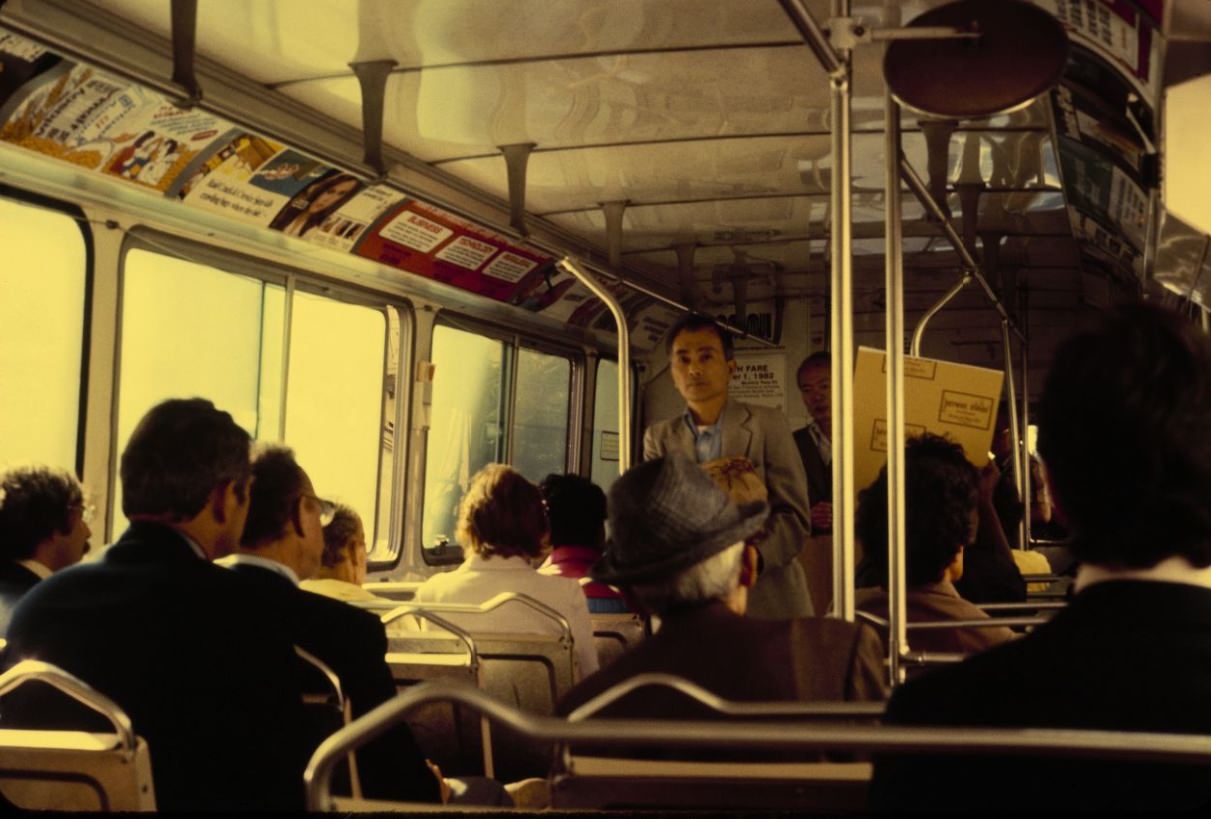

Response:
(216, 553), (300, 585)
(1075, 555), (1211, 594)
(463, 552), (536, 571)
(16, 559), (52, 580)
(177, 531), (209, 561)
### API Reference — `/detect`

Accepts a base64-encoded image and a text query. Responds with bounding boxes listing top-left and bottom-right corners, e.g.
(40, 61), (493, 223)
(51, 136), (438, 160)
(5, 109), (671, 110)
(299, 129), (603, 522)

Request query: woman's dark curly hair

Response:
(0, 466), (83, 560)
(856, 433), (979, 588)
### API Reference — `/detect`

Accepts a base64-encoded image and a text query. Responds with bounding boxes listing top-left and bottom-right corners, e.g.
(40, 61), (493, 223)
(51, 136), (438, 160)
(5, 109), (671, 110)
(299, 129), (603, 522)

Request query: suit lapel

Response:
(720, 399), (753, 458)
(670, 412), (696, 457)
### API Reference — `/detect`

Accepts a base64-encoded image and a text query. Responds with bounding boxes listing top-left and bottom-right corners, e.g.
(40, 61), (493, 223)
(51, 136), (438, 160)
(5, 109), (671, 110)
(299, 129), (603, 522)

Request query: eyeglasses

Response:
(72, 502), (96, 525)
(300, 493), (336, 526)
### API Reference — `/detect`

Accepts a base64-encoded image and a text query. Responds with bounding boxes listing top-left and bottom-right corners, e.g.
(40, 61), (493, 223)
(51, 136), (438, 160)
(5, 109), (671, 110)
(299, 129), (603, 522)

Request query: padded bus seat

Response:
(0, 661), (155, 811)
(0, 729), (155, 811)
(590, 613), (645, 669)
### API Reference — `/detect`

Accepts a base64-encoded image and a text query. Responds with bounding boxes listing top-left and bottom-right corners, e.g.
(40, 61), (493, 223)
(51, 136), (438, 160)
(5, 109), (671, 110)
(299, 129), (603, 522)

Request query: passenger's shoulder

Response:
(886, 636), (1031, 722)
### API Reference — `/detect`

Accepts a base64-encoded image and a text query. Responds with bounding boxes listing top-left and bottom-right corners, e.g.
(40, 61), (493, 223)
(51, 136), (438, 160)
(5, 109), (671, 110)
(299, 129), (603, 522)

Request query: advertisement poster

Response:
(308, 184), (406, 253)
(731, 353), (788, 412)
(356, 200), (551, 302)
(851, 347), (1004, 495)
(177, 131), (296, 226)
(1041, 0), (1163, 104)
(0, 31), (60, 115)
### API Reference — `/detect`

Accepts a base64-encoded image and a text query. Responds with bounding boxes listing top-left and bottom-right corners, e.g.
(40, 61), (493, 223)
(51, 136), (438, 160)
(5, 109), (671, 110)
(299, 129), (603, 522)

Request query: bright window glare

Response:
(0, 198), (85, 471)
(591, 359), (621, 493)
(422, 325), (506, 552)
(114, 249), (284, 536)
(285, 291), (386, 547)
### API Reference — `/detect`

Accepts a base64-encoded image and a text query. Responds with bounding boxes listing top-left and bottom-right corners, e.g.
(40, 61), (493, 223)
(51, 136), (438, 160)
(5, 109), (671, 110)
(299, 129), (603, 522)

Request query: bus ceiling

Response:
(0, 0), (1208, 362)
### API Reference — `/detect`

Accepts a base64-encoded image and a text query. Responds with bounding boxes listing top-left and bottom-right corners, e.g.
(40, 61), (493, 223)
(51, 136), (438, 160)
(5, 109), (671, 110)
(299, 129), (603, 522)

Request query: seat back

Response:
(590, 612), (645, 668)
(0, 660), (155, 811)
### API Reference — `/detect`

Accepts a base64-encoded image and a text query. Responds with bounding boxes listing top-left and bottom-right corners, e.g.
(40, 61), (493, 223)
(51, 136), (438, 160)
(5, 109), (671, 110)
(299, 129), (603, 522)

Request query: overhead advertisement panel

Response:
(0, 27), (671, 344)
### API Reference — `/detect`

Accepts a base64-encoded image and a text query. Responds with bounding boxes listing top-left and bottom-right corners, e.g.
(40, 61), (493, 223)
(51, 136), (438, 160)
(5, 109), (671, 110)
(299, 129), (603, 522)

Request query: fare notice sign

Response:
(851, 347), (1004, 495)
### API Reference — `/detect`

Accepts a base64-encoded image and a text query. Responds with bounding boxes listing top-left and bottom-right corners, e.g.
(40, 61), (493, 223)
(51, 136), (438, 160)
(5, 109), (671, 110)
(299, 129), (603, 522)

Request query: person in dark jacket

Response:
(872, 303), (1211, 811)
(3, 398), (311, 811)
(0, 465), (92, 634)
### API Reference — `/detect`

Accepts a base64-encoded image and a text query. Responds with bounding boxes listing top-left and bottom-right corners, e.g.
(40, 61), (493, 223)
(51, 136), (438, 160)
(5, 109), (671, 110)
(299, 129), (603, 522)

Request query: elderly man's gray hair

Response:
(629, 542), (745, 614)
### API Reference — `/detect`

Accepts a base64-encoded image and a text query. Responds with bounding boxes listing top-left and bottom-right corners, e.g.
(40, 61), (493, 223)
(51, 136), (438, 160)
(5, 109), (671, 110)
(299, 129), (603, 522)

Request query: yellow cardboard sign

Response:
(851, 347), (1004, 494)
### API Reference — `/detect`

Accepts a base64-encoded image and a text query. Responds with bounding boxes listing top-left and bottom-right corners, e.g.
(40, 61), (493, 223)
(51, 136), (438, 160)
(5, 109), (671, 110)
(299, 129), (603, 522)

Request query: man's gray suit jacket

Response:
(643, 398), (813, 619)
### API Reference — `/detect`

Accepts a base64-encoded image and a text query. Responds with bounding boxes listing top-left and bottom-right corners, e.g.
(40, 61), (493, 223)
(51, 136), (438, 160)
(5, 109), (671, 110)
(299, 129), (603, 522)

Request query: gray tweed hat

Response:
(591, 452), (769, 585)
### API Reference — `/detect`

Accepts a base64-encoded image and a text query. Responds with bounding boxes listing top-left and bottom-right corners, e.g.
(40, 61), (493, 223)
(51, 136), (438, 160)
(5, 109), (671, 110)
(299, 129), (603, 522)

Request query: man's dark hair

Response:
(797, 351), (831, 381)
(241, 446), (307, 548)
(0, 466), (83, 560)
(856, 434), (979, 587)
(120, 398), (251, 520)
(539, 473), (607, 550)
(1038, 302), (1211, 568)
(321, 503), (360, 568)
(665, 313), (735, 361)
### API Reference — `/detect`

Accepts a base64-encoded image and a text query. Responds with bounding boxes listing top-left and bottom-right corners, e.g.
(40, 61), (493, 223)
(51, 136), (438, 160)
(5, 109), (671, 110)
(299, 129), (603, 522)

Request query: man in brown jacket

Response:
(556, 452), (886, 719)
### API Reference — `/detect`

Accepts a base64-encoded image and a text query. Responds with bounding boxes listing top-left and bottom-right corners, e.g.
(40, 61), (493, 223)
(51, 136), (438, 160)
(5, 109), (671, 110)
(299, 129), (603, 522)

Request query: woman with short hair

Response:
(414, 464), (599, 679)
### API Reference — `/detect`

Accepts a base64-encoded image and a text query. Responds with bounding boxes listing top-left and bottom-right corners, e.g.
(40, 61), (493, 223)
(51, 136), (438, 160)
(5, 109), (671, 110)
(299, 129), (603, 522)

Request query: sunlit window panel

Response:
(0, 198), (86, 471)
(115, 249), (284, 536)
(591, 358), (622, 494)
(512, 348), (570, 483)
(422, 324), (506, 553)
(284, 291), (386, 547)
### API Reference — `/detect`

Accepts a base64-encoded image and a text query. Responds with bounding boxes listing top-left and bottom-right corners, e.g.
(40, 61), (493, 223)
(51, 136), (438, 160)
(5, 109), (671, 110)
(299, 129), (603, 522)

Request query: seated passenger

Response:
(0, 465), (92, 635)
(300, 502), (387, 604)
(414, 464), (599, 679)
(537, 473), (629, 614)
(557, 452), (886, 720)
(218, 446), (439, 804)
(2, 399), (310, 811)
(871, 304), (1211, 811)
(854, 434), (1016, 655)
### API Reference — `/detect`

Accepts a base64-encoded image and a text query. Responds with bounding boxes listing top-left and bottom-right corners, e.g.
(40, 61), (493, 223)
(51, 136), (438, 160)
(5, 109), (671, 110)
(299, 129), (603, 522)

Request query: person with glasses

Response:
(0, 465), (93, 635)
(301, 503), (389, 604)
(219, 445), (442, 805)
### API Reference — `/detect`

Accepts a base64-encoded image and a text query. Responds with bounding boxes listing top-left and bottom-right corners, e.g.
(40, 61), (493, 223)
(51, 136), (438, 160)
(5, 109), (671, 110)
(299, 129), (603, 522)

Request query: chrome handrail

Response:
(0, 659), (136, 752)
(379, 607), (480, 673)
(381, 592), (573, 646)
(304, 680), (1211, 810)
(566, 673), (885, 722)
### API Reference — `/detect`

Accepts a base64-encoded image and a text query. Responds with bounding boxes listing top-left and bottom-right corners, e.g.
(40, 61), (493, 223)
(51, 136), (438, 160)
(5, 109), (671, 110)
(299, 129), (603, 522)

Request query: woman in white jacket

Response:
(414, 464), (599, 679)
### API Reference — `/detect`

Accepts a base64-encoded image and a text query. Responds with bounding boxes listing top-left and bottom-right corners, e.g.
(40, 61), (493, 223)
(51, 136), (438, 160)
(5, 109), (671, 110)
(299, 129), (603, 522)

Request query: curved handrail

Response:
(305, 679), (1211, 810)
(0, 659), (136, 752)
(379, 607), (480, 672)
(295, 645), (345, 705)
(853, 612), (1049, 630)
(980, 602), (1067, 612)
(566, 673), (885, 722)
(381, 592), (573, 646)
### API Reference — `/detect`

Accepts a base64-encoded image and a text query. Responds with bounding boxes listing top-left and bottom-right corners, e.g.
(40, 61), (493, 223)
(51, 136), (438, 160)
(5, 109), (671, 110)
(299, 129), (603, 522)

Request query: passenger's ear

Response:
(739, 543), (760, 588)
(291, 496), (306, 538)
(727, 358), (738, 377)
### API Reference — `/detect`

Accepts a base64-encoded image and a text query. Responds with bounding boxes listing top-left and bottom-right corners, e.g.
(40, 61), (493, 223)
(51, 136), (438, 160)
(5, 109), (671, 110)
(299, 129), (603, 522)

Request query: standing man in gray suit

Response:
(643, 314), (813, 618)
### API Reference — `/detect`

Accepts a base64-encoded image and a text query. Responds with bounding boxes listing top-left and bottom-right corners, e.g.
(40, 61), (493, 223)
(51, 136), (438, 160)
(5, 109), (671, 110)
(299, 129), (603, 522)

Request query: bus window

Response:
(511, 347), (571, 483)
(284, 290), (388, 553)
(114, 248), (285, 537)
(0, 197), (87, 471)
(591, 359), (621, 493)
(421, 324), (507, 559)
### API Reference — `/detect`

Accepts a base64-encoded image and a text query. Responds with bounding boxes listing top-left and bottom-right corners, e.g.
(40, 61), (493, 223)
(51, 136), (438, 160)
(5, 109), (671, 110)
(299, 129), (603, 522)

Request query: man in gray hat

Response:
(556, 452), (885, 718)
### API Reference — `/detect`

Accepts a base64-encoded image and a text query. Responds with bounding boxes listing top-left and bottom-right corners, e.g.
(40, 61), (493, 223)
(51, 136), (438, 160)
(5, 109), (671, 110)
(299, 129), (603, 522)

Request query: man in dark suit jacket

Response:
(0, 465), (93, 634)
(871, 304), (1211, 811)
(3, 399), (312, 811)
(220, 445), (440, 804)
(557, 453), (886, 720)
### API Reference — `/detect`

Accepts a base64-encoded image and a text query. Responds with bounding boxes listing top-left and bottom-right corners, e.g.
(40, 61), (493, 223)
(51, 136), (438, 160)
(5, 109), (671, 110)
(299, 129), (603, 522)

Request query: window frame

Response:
(417, 311), (584, 566)
(114, 230), (413, 563)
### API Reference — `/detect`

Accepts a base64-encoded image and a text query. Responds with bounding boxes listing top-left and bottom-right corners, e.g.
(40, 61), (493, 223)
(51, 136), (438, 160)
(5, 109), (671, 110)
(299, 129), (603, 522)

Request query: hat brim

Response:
(590, 499), (769, 586)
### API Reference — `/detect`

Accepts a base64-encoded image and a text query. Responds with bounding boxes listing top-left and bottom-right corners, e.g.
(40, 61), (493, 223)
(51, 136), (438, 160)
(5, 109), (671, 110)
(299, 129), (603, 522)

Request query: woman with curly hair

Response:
(854, 434), (1015, 655)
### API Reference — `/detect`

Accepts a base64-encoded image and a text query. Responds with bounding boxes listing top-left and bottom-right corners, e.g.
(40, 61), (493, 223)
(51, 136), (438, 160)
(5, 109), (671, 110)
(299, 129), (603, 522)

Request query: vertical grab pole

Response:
(558, 258), (632, 474)
(829, 0), (856, 624)
(884, 90), (909, 686)
(1020, 334), (1031, 548)
(1001, 319), (1024, 550)
(777, 0), (852, 619)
